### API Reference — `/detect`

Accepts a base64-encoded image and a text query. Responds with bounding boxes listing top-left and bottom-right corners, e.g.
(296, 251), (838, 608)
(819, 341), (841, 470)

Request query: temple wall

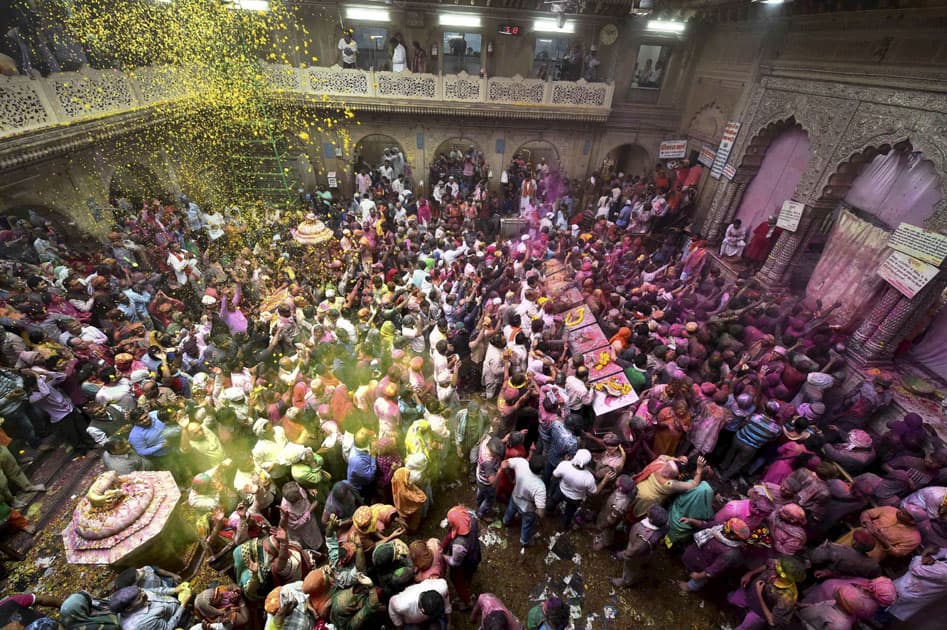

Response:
(682, 7), (947, 235)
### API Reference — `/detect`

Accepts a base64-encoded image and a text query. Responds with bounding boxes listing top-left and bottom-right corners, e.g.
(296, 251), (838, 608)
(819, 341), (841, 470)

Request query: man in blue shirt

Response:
(720, 410), (781, 481)
(127, 409), (180, 479)
(615, 199), (633, 229)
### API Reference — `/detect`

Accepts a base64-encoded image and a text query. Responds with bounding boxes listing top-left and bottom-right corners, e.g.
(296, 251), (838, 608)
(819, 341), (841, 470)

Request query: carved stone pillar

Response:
(861, 275), (946, 363)
(848, 285), (901, 362)
(755, 200), (830, 288)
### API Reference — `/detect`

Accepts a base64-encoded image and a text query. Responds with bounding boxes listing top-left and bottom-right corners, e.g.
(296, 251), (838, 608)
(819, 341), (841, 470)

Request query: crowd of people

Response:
(0, 150), (945, 630)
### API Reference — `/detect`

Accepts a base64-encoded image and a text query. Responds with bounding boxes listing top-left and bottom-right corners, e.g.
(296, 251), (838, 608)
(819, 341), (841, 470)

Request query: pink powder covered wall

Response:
(734, 127), (811, 236)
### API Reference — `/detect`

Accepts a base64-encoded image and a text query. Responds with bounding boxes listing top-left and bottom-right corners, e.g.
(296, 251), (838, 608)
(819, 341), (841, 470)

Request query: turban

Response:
(427, 415), (449, 439)
(806, 372), (835, 390)
(685, 322), (699, 333)
(775, 556), (806, 583)
(222, 387), (246, 402)
(571, 449), (592, 468)
(836, 584), (863, 616)
(252, 418), (271, 437)
(410, 356), (424, 371)
(447, 506), (472, 536)
(700, 382), (717, 396)
(302, 570), (331, 614)
(130, 369), (149, 383)
(264, 586), (282, 615)
(352, 506), (373, 533)
(778, 503), (807, 525)
(725, 518), (751, 541)
(866, 577), (897, 606)
(846, 429), (873, 451)
(115, 353), (133, 366)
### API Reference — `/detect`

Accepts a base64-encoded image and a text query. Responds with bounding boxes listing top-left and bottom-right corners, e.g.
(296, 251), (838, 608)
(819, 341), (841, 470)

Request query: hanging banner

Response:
(722, 162), (736, 180)
(889, 222), (947, 267)
(659, 140), (688, 159)
(710, 121), (741, 180)
(877, 250), (939, 299)
(697, 145), (716, 167)
(776, 200), (805, 232)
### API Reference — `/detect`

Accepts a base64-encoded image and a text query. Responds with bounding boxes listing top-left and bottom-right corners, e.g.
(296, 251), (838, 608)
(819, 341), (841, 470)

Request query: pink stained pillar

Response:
(754, 200), (827, 288)
(862, 276), (947, 363)
(848, 285), (902, 363)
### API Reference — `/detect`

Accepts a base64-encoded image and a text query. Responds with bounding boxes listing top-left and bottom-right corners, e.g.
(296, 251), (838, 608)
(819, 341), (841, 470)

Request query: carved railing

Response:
(1, 63), (615, 139)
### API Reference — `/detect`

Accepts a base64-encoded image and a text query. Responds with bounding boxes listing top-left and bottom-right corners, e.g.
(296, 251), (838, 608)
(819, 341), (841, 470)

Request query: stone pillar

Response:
(859, 275), (946, 363)
(848, 285), (901, 360)
(755, 200), (829, 288)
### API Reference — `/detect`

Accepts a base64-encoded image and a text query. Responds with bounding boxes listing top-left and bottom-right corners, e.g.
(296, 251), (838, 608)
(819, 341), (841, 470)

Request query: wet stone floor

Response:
(422, 482), (738, 630)
(2, 456), (736, 629)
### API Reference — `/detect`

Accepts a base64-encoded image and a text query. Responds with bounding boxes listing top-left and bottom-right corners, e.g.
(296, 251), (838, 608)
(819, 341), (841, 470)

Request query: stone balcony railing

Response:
(0, 63), (615, 140)
(266, 64), (615, 121)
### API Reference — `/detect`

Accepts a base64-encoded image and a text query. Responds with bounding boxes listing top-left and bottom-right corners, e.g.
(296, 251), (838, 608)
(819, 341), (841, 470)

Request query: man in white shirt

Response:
(432, 180), (445, 204)
(355, 169), (371, 195)
(564, 366), (594, 413)
(501, 455), (547, 546)
(358, 193), (376, 223)
(337, 30), (358, 68)
(388, 578), (451, 628)
(391, 36), (407, 72)
(379, 159), (394, 182)
(551, 449), (614, 529)
(390, 147), (405, 178)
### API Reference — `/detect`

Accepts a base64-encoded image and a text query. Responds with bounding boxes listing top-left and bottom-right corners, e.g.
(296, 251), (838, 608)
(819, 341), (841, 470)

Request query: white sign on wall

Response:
(888, 222), (947, 267)
(776, 200), (805, 232)
(659, 140), (688, 159)
(327, 171), (338, 188)
(697, 145), (716, 167)
(722, 162), (736, 180)
(877, 250), (940, 299)
(710, 121), (741, 180)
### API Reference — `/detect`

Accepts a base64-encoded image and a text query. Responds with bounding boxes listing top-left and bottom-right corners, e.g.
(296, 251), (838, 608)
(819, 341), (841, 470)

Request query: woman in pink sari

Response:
(715, 484), (777, 530)
(279, 481), (324, 551)
(417, 198), (432, 226)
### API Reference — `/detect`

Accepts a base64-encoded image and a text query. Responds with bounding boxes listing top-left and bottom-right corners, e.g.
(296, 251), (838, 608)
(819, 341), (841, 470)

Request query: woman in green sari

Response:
(59, 592), (121, 630)
(666, 477), (716, 547)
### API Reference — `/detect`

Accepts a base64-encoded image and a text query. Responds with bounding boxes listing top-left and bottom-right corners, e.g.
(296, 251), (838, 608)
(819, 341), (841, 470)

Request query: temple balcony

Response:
(0, 63), (616, 169)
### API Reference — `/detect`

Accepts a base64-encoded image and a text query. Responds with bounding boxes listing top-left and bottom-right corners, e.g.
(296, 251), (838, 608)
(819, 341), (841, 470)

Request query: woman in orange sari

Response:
(653, 399), (692, 456)
(391, 456), (428, 533)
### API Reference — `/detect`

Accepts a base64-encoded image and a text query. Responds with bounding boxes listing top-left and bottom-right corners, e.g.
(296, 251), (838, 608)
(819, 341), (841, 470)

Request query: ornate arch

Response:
(351, 133), (409, 174)
(816, 120), (947, 234)
(730, 116), (806, 184)
(686, 102), (727, 145)
(602, 143), (651, 177)
(431, 136), (484, 160)
(512, 139), (561, 167)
